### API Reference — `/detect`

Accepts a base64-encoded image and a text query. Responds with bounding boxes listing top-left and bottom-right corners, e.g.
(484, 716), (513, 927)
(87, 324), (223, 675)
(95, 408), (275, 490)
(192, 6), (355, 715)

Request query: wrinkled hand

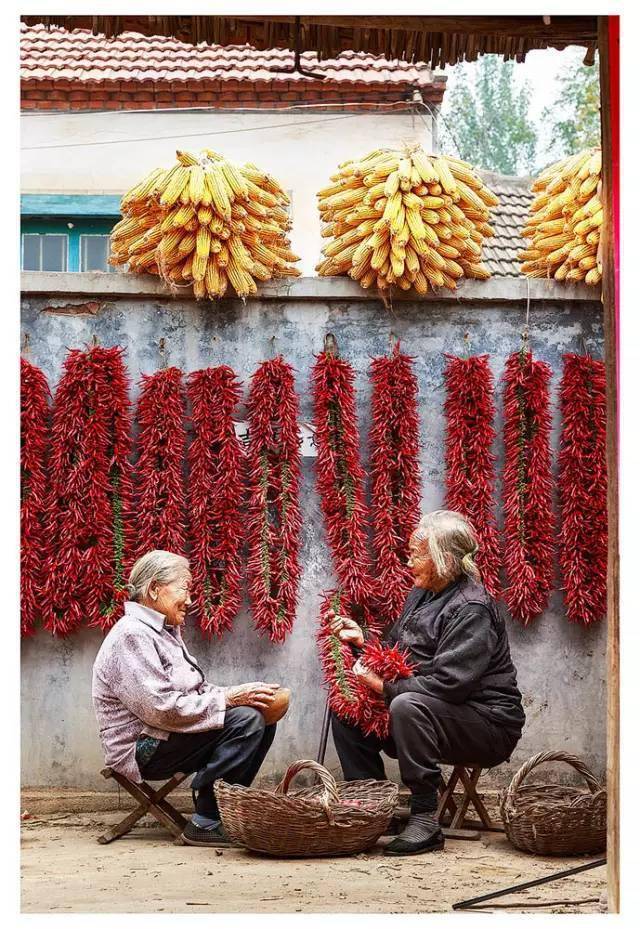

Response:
(225, 682), (280, 710)
(327, 609), (364, 648)
(352, 659), (384, 695)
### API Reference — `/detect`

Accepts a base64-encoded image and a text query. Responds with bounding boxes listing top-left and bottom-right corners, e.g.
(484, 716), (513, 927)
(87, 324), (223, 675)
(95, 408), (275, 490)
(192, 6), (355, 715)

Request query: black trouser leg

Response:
(140, 707), (276, 818)
(330, 711), (392, 781)
(389, 692), (520, 812)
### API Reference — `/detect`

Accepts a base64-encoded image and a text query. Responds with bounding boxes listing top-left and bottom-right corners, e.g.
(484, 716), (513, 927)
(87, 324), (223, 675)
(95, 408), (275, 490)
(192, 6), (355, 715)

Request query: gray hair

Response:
(413, 510), (481, 583)
(127, 550), (190, 603)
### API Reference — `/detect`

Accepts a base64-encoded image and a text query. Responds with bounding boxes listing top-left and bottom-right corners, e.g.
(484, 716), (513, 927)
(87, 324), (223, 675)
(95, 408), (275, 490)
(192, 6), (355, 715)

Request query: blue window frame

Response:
(20, 194), (122, 272)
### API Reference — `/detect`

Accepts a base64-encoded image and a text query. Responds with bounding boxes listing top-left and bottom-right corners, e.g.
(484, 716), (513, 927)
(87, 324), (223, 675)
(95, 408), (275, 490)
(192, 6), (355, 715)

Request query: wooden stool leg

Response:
(436, 767), (462, 826)
(98, 803), (149, 845)
(450, 766), (481, 829)
(97, 768), (189, 843)
(457, 766), (501, 830)
(136, 780), (187, 832)
(118, 777), (185, 839)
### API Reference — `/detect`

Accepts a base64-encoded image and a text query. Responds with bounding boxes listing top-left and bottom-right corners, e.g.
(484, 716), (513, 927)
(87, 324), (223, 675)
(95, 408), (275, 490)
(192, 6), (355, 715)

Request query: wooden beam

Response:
(598, 14), (620, 915)
(20, 14), (598, 47)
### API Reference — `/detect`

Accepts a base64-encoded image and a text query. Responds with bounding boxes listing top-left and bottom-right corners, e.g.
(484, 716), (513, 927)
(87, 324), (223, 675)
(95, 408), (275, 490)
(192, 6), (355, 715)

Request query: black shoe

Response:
(181, 821), (233, 847)
(383, 828), (445, 856)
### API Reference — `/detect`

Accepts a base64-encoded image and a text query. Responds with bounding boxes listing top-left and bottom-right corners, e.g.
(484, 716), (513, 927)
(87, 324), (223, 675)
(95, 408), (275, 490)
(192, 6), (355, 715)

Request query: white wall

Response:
(21, 110), (434, 276)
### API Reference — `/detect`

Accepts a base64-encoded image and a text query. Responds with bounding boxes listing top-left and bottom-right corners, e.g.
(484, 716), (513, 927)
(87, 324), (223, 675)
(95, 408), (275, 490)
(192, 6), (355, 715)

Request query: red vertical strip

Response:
(609, 16), (620, 417)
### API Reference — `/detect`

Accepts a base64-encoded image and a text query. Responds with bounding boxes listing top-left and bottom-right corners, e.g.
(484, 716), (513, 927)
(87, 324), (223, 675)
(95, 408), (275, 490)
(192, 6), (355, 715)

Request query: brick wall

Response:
(21, 79), (445, 112)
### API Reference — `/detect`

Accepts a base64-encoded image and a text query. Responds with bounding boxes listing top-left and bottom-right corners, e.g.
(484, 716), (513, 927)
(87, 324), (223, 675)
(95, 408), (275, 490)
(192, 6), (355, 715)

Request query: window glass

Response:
(41, 235), (68, 271)
(80, 235), (114, 272)
(22, 234), (68, 271)
(22, 235), (41, 271)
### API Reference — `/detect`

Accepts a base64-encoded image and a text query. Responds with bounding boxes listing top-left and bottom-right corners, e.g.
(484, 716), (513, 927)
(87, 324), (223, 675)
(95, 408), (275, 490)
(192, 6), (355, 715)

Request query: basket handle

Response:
(500, 750), (604, 819)
(275, 759), (342, 824)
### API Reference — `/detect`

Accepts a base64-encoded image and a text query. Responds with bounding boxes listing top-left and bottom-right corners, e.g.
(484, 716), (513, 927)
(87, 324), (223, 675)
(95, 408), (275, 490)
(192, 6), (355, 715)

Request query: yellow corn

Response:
(205, 168), (232, 220)
(159, 166), (190, 208)
(176, 149), (199, 167)
(384, 170), (401, 198)
(433, 158), (458, 198)
(411, 148), (438, 184)
(221, 160), (249, 200)
(195, 226), (211, 259)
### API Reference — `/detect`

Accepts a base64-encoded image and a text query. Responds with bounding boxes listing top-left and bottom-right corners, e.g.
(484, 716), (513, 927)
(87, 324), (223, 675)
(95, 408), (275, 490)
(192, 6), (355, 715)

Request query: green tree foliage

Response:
(541, 55), (601, 159)
(441, 56), (537, 176)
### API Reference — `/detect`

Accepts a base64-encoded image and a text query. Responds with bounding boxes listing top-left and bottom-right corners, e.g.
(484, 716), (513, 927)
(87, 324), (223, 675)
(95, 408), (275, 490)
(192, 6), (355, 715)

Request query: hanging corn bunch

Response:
(110, 149), (300, 299)
(316, 145), (498, 295)
(519, 148), (602, 286)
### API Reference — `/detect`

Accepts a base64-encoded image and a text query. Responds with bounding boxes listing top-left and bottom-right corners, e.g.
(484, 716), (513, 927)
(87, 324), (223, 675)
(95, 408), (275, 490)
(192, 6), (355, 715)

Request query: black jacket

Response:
(381, 575), (525, 733)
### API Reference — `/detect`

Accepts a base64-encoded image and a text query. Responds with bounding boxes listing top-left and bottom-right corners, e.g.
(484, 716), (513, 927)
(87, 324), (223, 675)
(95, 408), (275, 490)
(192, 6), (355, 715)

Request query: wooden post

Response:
(598, 14), (619, 914)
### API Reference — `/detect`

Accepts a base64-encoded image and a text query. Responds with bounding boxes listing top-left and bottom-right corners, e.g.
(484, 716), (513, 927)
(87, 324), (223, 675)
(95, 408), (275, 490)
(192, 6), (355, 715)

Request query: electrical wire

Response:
(21, 98), (430, 151)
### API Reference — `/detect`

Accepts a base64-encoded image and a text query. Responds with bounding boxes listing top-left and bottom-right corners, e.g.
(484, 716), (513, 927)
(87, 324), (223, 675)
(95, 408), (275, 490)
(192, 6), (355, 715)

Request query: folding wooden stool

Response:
(436, 762), (504, 835)
(97, 767), (189, 844)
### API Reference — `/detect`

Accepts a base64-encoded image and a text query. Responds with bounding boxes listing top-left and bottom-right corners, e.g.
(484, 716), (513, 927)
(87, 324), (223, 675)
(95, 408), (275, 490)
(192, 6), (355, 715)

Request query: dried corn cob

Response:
(520, 147), (602, 286)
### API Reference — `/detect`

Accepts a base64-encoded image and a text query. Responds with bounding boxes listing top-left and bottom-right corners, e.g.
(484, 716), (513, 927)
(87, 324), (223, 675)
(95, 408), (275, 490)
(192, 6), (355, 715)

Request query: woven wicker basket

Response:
(499, 750), (606, 856)
(215, 759), (398, 857)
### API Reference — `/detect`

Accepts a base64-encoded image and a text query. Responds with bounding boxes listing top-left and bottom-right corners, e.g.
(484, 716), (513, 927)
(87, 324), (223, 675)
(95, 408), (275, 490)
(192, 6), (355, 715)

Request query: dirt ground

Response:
(21, 807), (607, 914)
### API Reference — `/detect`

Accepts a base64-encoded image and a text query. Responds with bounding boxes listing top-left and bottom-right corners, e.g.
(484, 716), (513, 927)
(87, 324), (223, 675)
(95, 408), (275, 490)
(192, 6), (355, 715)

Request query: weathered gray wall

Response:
(21, 282), (606, 790)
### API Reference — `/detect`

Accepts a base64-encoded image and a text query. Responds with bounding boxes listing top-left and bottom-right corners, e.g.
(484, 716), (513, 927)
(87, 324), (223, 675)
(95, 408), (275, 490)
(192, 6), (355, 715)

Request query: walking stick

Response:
(316, 699), (331, 765)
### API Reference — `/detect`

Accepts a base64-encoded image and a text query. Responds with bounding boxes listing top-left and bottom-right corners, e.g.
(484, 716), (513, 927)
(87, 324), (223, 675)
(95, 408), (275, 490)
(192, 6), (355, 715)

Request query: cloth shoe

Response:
(181, 820), (233, 847)
(383, 811), (445, 856)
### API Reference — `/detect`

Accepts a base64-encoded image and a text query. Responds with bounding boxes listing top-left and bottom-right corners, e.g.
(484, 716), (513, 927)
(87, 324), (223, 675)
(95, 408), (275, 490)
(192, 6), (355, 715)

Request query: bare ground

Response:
(20, 808), (607, 914)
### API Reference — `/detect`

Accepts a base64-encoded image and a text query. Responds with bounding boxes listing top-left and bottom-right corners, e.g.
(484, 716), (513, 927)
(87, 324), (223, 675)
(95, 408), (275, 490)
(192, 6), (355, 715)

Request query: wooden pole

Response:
(598, 14), (620, 915)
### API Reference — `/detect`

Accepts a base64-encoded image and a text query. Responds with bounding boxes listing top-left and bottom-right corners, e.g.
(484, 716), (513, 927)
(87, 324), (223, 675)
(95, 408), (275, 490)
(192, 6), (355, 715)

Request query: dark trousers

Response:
(331, 692), (520, 812)
(139, 706), (276, 819)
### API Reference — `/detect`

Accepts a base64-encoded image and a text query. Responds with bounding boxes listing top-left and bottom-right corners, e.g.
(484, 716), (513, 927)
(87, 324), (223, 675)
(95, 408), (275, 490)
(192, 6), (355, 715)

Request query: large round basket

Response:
(499, 751), (606, 856)
(214, 759), (398, 857)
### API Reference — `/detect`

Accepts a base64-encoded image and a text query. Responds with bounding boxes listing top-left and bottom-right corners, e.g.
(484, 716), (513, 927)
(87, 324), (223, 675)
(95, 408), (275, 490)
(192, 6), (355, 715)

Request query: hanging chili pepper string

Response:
(558, 353), (607, 625)
(317, 590), (362, 726)
(21, 358), (51, 637)
(187, 366), (244, 637)
(317, 590), (414, 739)
(246, 356), (302, 643)
(41, 346), (134, 635)
(93, 347), (135, 628)
(314, 343), (419, 738)
(369, 344), (422, 621)
(444, 353), (501, 597)
(502, 347), (555, 625)
(134, 366), (188, 558)
(311, 349), (377, 609)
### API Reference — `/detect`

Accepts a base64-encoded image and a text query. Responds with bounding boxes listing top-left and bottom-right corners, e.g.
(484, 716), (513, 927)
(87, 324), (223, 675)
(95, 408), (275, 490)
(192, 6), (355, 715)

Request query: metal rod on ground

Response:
(316, 700), (331, 765)
(452, 858), (606, 911)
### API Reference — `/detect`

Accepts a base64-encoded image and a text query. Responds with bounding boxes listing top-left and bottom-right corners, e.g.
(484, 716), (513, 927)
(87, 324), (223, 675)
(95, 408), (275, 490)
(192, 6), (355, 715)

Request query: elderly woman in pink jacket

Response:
(92, 550), (279, 847)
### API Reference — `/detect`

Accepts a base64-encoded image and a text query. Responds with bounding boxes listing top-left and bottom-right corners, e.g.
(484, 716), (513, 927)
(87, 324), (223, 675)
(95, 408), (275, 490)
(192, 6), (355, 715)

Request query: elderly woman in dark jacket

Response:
(329, 510), (525, 856)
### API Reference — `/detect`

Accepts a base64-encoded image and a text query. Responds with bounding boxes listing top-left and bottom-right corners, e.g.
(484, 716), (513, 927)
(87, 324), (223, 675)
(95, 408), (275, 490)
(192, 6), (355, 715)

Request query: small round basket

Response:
(499, 750), (606, 856)
(215, 759), (398, 858)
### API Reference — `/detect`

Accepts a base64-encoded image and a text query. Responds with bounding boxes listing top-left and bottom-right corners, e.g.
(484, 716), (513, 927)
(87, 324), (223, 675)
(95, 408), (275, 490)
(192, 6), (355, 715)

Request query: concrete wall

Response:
(21, 276), (606, 790)
(21, 110), (433, 277)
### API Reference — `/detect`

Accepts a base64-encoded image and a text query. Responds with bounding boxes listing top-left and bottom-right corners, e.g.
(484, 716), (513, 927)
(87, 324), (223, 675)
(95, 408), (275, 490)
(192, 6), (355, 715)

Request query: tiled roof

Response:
(480, 171), (532, 278)
(20, 24), (444, 88)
